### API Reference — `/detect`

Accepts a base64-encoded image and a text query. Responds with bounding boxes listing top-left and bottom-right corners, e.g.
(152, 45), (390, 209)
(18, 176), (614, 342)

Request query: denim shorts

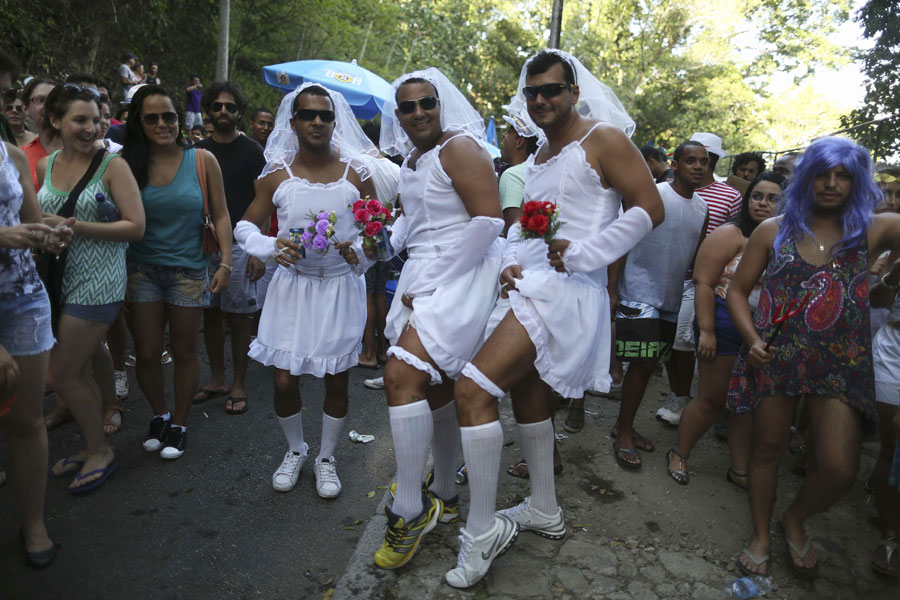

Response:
(692, 296), (744, 356)
(126, 261), (208, 307)
(0, 289), (55, 356)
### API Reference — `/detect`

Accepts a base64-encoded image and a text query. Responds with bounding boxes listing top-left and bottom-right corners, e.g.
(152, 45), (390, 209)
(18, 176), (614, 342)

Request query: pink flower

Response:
(365, 199), (382, 214)
(352, 200), (365, 212)
(381, 205), (393, 216)
(354, 209), (370, 223)
(364, 220), (383, 236)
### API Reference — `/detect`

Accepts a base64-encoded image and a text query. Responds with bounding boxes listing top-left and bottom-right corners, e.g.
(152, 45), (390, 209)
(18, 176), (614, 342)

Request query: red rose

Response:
(528, 214), (549, 236)
(542, 201), (555, 214)
(382, 205), (393, 216)
(352, 200), (365, 211)
(366, 199), (383, 213)
(354, 209), (370, 223)
(522, 201), (542, 214)
(364, 220), (383, 236)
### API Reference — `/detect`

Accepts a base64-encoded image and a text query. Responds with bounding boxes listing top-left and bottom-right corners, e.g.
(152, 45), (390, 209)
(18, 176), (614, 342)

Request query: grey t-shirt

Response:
(618, 182), (707, 312)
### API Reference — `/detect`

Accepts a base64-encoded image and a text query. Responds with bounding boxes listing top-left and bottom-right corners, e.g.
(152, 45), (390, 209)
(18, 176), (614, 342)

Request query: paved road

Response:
(1, 350), (395, 600)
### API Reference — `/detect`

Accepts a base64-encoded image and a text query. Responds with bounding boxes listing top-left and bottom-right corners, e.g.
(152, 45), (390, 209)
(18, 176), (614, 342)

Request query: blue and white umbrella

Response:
(262, 59), (391, 120)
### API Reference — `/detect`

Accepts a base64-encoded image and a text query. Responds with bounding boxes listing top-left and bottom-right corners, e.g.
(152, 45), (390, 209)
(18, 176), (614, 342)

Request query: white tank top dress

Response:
(250, 162), (367, 377)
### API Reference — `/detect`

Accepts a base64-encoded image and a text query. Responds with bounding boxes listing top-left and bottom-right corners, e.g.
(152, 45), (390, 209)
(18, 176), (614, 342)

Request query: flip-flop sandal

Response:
(225, 397), (249, 415)
(736, 547), (769, 577)
(777, 520), (818, 578)
(613, 441), (641, 469)
(610, 430), (655, 452)
(68, 459), (118, 494)
(726, 468), (748, 490)
(193, 387), (230, 404)
(871, 535), (898, 578)
(50, 456), (86, 477)
(505, 459), (563, 479)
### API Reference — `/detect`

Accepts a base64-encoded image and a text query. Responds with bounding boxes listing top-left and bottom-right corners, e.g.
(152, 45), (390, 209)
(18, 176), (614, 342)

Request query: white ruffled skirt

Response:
(486, 268), (611, 398)
(250, 267), (365, 377)
(385, 241), (502, 382)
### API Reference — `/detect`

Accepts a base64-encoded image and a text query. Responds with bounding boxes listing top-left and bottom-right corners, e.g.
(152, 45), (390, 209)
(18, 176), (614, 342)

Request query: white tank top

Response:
(520, 123), (622, 288)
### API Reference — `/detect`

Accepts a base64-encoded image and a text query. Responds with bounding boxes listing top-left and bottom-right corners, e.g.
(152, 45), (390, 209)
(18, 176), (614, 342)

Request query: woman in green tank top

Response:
(35, 83), (144, 493)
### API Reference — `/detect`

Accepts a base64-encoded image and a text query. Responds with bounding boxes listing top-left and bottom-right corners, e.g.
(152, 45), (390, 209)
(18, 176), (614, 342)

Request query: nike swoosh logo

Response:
(481, 519), (512, 560)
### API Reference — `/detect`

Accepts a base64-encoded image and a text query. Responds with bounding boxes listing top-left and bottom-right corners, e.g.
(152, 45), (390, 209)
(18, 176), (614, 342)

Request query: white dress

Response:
(491, 123), (620, 398)
(250, 162), (367, 377)
(385, 134), (503, 383)
(873, 293), (900, 407)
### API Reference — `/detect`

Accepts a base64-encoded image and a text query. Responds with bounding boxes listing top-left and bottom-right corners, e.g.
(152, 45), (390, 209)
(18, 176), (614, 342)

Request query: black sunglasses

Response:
(212, 101), (237, 114)
(397, 96), (439, 114)
(142, 112), (179, 126)
(522, 83), (570, 101)
(292, 109), (335, 123)
(63, 82), (101, 100)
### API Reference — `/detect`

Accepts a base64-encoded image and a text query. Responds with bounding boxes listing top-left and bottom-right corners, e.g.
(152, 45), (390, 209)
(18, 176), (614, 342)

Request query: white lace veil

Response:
(506, 49), (635, 142)
(379, 67), (486, 158)
(260, 82), (379, 179)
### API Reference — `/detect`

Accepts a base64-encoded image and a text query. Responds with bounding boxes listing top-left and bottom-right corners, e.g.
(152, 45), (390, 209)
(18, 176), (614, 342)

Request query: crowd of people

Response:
(0, 45), (899, 591)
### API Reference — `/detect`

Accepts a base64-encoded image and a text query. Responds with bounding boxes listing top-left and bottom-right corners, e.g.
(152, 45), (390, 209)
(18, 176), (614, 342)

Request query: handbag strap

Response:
(195, 148), (210, 220)
(57, 148), (107, 218)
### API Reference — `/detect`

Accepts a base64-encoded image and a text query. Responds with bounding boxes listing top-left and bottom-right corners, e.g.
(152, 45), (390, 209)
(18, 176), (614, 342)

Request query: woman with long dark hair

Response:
(665, 172), (783, 486)
(122, 85), (231, 460)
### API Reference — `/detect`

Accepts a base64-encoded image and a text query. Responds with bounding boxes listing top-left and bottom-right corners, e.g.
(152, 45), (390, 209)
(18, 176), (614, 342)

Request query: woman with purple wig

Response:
(726, 137), (900, 578)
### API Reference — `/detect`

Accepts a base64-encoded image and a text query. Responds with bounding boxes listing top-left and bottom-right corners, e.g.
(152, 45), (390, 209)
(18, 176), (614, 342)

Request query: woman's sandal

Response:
(666, 445), (689, 485)
(871, 533), (898, 578)
(736, 548), (769, 577)
(726, 468), (748, 490)
(103, 400), (124, 435)
(777, 520), (818, 578)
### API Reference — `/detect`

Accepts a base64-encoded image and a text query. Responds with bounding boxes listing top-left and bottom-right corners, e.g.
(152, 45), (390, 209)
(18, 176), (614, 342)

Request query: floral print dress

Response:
(727, 232), (875, 419)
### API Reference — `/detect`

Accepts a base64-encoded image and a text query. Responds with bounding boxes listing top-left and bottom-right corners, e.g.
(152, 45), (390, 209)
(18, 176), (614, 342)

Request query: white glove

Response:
(388, 214), (408, 255)
(561, 206), (653, 273)
(404, 216), (503, 298)
(501, 223), (524, 273)
(234, 220), (276, 261)
(349, 237), (375, 275)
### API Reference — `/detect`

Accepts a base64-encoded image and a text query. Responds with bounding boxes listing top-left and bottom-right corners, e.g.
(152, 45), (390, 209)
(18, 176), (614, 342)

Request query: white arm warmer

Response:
(350, 237), (375, 275)
(388, 214), (409, 254)
(234, 220), (277, 261)
(404, 216), (503, 298)
(561, 206), (654, 273)
(501, 223), (524, 273)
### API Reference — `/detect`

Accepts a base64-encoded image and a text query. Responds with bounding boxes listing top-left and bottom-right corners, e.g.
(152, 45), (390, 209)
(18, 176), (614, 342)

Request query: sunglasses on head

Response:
(212, 101), (237, 114)
(141, 111), (179, 126)
(397, 96), (438, 114)
(62, 82), (101, 101)
(522, 83), (570, 101)
(292, 109), (335, 123)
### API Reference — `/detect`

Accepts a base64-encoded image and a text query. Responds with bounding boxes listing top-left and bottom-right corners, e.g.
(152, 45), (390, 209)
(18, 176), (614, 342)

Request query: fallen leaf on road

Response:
(367, 491), (376, 498)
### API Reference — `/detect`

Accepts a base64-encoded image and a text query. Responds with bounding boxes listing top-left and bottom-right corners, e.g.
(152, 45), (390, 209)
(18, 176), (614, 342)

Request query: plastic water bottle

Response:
(95, 192), (120, 222)
(722, 576), (772, 598)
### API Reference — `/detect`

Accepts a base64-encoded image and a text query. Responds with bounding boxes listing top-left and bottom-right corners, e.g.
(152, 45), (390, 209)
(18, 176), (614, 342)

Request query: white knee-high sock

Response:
(317, 413), (345, 461)
(429, 400), (461, 501)
(519, 418), (557, 514)
(460, 420), (503, 537)
(389, 400), (433, 521)
(278, 412), (306, 454)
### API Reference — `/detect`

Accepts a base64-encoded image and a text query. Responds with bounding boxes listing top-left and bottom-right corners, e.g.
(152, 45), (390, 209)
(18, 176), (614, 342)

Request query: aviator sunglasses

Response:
(212, 101), (238, 114)
(522, 83), (571, 101)
(397, 96), (439, 114)
(292, 109), (336, 123)
(141, 111), (179, 126)
(62, 82), (105, 103)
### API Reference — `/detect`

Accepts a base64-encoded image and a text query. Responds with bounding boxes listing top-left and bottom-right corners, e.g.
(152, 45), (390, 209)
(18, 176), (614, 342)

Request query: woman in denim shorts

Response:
(0, 138), (73, 568)
(122, 85), (232, 460)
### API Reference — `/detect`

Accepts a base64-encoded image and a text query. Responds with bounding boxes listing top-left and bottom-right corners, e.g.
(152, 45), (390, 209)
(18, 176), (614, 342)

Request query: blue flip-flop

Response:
(49, 457), (85, 477)
(68, 459), (118, 495)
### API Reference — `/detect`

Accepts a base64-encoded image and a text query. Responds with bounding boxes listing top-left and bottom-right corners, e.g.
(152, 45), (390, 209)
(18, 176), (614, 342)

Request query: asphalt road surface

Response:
(0, 348), (396, 600)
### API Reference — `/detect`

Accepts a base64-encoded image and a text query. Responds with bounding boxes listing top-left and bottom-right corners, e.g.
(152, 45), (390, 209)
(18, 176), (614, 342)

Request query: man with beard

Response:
(194, 81), (266, 414)
(248, 108), (274, 148)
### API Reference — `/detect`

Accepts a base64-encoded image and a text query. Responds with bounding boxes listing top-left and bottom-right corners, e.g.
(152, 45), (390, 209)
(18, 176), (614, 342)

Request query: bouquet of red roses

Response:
(350, 196), (396, 260)
(519, 201), (562, 241)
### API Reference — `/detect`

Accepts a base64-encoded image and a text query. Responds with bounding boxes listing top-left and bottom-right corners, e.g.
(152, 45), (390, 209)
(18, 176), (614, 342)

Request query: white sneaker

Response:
(272, 445), (308, 492)
(656, 393), (688, 425)
(444, 513), (518, 589)
(114, 370), (129, 399)
(364, 376), (384, 390)
(499, 496), (566, 539)
(314, 456), (342, 498)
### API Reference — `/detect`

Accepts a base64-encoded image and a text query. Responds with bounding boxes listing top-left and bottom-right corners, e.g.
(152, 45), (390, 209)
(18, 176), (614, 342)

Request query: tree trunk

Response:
(359, 20), (374, 63)
(549, 0), (563, 48)
(216, 0), (230, 81)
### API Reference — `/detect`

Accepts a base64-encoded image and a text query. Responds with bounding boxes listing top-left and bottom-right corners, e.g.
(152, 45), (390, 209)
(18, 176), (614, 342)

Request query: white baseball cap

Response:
(689, 132), (725, 158)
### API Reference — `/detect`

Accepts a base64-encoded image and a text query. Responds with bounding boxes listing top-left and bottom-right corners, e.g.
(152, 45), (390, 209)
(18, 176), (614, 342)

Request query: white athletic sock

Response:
(317, 413), (345, 461)
(460, 420), (503, 537)
(389, 400), (433, 522)
(277, 412), (306, 454)
(519, 419), (558, 515)
(428, 400), (461, 501)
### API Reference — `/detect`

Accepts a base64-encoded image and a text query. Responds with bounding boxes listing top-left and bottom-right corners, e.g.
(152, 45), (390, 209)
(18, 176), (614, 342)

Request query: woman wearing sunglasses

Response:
(665, 171), (783, 486)
(2, 90), (36, 147)
(122, 85), (231, 460)
(34, 83), (144, 493)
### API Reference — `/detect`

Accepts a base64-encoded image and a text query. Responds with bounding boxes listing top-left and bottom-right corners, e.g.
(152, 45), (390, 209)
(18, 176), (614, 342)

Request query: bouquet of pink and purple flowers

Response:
(298, 210), (338, 255)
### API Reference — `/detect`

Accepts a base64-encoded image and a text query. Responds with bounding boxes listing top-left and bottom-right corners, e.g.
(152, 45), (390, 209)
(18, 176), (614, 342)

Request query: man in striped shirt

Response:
(657, 132), (743, 425)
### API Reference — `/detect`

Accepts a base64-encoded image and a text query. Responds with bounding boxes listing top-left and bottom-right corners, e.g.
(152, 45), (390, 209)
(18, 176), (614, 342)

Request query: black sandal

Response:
(666, 445), (689, 485)
(726, 468), (748, 490)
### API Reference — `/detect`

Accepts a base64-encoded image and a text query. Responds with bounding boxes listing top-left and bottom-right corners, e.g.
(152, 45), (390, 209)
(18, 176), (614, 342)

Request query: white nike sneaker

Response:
(314, 456), (342, 498)
(272, 444), (308, 492)
(444, 513), (518, 589)
(499, 496), (566, 539)
(656, 393), (688, 425)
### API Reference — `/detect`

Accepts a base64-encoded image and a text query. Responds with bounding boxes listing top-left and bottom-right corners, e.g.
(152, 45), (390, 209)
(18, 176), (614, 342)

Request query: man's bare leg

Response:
(612, 359), (658, 465)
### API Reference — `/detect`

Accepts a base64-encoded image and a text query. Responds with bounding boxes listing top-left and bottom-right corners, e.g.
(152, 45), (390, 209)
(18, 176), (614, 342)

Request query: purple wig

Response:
(774, 136), (880, 258)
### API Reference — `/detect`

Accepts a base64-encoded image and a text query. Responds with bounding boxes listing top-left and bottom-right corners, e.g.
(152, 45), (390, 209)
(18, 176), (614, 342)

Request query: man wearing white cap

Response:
(656, 131), (743, 425)
(498, 111), (539, 233)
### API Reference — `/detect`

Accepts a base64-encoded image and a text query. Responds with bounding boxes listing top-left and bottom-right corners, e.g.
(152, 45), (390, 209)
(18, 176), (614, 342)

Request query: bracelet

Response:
(218, 263), (234, 273)
(882, 272), (900, 290)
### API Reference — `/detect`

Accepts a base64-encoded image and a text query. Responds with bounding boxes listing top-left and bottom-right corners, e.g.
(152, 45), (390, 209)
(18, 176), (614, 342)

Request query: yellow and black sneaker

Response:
(374, 491), (443, 569)
(388, 471), (459, 524)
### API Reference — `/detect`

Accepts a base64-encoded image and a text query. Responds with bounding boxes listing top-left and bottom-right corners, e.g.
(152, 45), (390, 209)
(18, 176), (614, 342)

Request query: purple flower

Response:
(315, 220), (330, 235)
(317, 211), (330, 221)
(300, 231), (314, 246)
(312, 235), (329, 251)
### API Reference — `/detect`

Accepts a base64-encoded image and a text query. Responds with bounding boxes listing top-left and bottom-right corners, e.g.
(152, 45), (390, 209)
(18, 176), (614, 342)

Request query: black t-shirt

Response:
(195, 135), (266, 229)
